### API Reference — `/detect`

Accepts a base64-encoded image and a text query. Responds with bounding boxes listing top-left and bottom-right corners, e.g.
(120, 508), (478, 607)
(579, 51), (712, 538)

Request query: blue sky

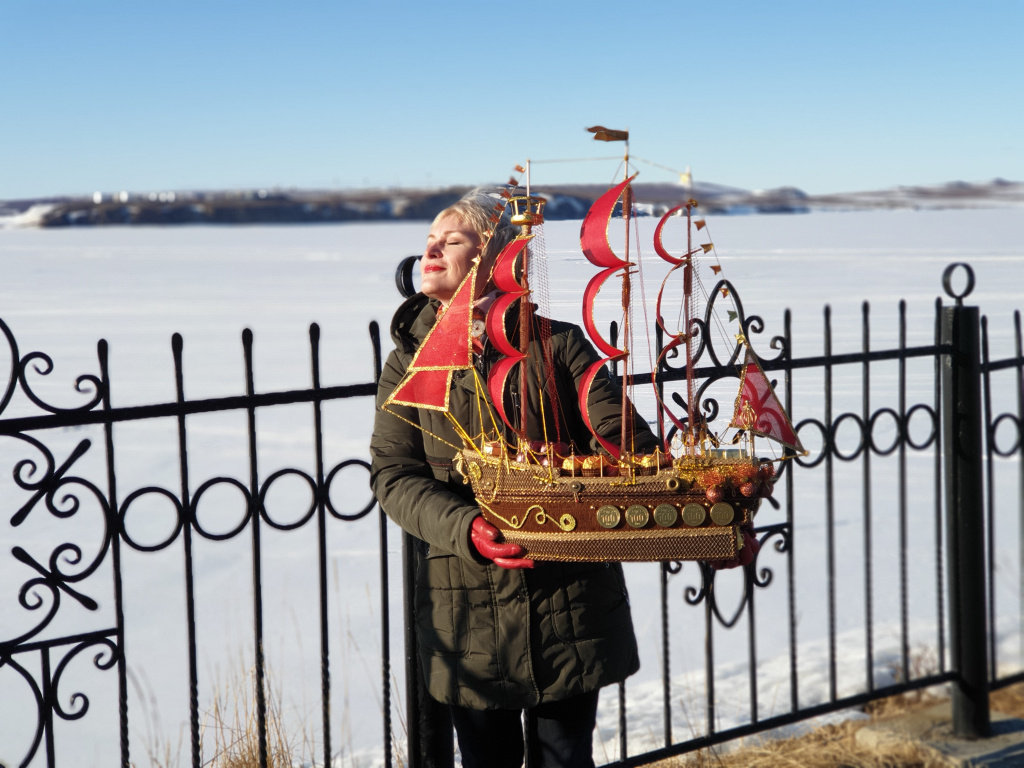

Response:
(2, 0), (1021, 199)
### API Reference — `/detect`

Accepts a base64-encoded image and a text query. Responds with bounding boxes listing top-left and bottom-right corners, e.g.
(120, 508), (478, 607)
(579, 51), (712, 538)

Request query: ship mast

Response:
(684, 205), (697, 456)
(619, 141), (634, 464)
(507, 162), (545, 447)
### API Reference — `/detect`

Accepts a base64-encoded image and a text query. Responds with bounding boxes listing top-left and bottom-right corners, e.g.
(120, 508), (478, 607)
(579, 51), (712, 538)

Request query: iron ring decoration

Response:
(904, 403), (938, 450)
(18, 350), (104, 414)
(190, 477), (252, 541)
(49, 637), (118, 721)
(990, 412), (1022, 457)
(830, 412), (868, 461)
(258, 468), (318, 531)
(118, 487), (185, 552)
(867, 407), (902, 456)
(794, 418), (829, 468)
(942, 262), (975, 305)
(324, 459), (376, 521)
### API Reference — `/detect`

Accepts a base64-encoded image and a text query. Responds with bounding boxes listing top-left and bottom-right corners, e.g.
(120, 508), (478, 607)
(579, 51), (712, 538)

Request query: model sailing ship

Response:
(384, 130), (804, 562)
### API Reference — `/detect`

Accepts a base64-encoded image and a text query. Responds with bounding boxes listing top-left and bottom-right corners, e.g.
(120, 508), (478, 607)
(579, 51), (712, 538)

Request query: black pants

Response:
(449, 690), (600, 768)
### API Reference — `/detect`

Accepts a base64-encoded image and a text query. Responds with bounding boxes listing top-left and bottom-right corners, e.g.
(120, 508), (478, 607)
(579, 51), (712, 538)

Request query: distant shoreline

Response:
(2, 178), (1021, 229)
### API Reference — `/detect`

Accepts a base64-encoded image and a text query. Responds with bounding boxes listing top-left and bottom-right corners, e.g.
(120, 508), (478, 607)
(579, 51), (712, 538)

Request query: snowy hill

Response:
(1, 178), (1022, 229)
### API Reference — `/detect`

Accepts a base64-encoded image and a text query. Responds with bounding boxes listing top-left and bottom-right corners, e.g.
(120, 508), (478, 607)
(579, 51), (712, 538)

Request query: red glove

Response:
(470, 516), (534, 569)
(710, 529), (760, 570)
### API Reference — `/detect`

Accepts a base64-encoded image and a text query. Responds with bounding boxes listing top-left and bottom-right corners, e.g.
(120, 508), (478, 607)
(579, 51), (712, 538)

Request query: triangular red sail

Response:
(389, 368), (454, 411)
(383, 266), (476, 413)
(730, 347), (805, 453)
(412, 270), (474, 369)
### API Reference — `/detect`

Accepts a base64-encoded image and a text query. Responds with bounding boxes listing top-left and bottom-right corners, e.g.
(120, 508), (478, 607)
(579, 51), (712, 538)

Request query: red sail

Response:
(581, 174), (637, 269)
(384, 266), (476, 412)
(485, 238), (529, 432)
(653, 204), (687, 266)
(577, 176), (637, 460)
(729, 347), (805, 453)
(579, 177), (634, 359)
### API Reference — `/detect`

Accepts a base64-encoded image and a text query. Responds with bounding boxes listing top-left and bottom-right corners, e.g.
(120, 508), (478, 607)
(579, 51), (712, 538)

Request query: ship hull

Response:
(458, 449), (764, 562)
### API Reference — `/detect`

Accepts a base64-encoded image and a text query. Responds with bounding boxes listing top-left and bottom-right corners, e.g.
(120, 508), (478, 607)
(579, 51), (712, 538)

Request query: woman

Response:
(370, 189), (657, 767)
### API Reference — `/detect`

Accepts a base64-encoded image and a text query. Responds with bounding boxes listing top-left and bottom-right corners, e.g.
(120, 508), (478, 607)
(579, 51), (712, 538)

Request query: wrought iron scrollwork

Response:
(50, 637), (119, 721)
(659, 278), (789, 443)
(0, 317), (106, 418)
(6, 436), (109, 648)
(1, 315), (384, 768)
(678, 523), (790, 629)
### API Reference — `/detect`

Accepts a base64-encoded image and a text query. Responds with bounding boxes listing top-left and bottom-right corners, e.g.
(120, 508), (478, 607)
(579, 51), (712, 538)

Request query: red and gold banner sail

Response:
(384, 266), (476, 412)
(577, 175), (637, 459)
(485, 237), (530, 432)
(730, 346), (805, 453)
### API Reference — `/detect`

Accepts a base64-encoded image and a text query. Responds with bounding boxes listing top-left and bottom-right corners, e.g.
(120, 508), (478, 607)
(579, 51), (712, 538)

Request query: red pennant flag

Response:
(730, 348), (805, 453)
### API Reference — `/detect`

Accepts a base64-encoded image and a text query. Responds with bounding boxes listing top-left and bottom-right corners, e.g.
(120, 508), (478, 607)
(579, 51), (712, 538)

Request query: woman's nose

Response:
(424, 241), (443, 257)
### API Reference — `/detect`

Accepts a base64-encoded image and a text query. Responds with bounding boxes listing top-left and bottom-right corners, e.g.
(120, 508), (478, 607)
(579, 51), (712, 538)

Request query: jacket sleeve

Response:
(369, 349), (480, 561)
(562, 324), (661, 455)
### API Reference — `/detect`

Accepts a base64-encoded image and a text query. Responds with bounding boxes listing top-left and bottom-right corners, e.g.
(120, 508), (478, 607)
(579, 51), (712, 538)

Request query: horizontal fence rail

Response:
(1, 260), (1021, 768)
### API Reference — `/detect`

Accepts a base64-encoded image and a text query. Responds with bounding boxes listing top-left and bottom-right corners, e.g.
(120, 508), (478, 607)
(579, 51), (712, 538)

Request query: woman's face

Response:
(421, 214), (485, 304)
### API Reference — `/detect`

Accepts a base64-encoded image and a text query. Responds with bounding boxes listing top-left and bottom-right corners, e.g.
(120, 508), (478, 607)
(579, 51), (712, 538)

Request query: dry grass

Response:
(202, 667), (310, 768)
(641, 681), (1024, 768)
(991, 681), (1024, 719)
(644, 720), (955, 767)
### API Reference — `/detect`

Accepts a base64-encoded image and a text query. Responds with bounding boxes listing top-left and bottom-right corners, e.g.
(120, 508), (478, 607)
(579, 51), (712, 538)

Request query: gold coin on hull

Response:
(596, 505), (621, 529)
(653, 504), (678, 527)
(625, 505), (650, 528)
(710, 502), (736, 526)
(682, 503), (706, 527)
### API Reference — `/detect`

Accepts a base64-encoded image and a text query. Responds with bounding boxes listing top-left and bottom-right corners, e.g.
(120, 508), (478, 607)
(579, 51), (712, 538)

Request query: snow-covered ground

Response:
(0, 208), (1022, 767)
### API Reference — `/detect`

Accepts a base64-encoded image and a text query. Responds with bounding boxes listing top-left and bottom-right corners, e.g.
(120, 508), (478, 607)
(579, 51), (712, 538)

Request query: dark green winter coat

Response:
(370, 293), (656, 710)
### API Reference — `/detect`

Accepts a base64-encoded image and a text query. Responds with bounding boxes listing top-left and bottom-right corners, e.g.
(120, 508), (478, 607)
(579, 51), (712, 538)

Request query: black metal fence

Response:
(1, 260), (1022, 768)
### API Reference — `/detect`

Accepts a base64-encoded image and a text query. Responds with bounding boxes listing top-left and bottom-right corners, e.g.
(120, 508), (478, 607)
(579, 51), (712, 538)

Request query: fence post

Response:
(941, 263), (991, 739)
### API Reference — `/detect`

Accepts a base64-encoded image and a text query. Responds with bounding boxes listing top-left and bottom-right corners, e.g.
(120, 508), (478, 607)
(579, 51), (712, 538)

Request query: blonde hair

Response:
(433, 187), (521, 261)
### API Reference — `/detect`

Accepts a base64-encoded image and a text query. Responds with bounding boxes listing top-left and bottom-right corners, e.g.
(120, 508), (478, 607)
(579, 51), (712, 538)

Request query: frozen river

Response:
(1, 206), (1022, 767)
